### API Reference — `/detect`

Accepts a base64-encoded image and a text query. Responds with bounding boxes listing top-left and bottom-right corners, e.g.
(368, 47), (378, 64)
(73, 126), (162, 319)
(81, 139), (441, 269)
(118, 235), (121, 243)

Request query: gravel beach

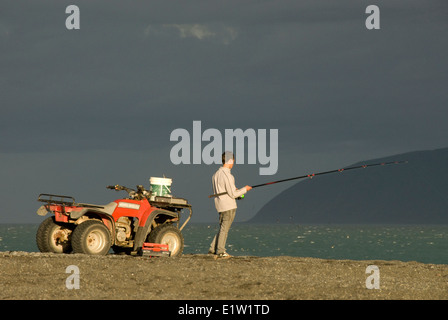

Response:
(0, 251), (447, 300)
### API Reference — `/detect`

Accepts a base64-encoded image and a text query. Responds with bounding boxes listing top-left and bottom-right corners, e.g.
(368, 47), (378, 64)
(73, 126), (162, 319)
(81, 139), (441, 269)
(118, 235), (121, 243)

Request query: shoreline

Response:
(1, 251), (447, 300)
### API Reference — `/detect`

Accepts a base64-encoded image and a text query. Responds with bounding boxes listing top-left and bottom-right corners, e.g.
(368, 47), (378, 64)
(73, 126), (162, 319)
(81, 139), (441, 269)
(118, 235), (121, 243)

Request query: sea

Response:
(0, 223), (447, 265)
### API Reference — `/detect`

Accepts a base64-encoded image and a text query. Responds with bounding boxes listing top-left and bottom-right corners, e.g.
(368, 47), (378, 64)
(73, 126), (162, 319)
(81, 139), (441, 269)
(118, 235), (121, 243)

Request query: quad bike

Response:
(35, 184), (192, 257)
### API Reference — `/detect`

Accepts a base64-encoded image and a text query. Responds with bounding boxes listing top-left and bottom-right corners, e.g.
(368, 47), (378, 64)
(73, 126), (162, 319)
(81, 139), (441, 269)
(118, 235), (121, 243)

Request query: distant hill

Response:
(249, 148), (448, 224)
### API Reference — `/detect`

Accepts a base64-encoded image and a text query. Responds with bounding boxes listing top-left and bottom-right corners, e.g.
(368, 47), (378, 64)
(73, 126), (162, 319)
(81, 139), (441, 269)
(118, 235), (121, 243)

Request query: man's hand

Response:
(245, 185), (252, 191)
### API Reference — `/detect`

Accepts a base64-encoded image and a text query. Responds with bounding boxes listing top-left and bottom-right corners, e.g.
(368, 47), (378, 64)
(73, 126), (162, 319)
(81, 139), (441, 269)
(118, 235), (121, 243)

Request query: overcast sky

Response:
(1, 1), (447, 223)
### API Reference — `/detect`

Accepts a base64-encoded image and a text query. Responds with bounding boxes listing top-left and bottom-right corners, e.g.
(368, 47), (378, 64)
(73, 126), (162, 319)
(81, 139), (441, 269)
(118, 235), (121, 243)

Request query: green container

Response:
(150, 177), (172, 196)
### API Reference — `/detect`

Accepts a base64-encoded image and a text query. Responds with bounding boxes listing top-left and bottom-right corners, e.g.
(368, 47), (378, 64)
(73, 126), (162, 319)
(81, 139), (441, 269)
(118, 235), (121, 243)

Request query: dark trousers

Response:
(209, 209), (236, 255)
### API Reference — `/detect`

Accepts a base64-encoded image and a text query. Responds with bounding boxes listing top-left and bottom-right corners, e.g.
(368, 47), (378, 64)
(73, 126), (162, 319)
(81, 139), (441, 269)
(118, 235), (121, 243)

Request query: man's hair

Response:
(222, 151), (235, 164)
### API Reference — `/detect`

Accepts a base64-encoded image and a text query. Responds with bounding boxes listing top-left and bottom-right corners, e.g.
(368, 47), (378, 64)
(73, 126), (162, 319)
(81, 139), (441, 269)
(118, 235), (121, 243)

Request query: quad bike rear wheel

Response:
(71, 220), (111, 255)
(36, 216), (72, 253)
(147, 224), (184, 257)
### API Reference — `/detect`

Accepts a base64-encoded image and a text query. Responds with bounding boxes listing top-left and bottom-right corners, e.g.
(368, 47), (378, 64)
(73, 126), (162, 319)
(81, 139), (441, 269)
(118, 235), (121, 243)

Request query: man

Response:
(209, 151), (252, 259)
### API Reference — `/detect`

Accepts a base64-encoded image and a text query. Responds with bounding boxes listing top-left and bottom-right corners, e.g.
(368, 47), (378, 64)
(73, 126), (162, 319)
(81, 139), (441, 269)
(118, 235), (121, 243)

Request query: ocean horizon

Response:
(1, 223), (447, 265)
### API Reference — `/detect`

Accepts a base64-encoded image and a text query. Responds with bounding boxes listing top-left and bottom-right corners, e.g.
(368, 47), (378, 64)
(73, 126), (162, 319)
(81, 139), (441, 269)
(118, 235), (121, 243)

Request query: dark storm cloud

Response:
(1, 1), (447, 154)
(0, 1), (447, 222)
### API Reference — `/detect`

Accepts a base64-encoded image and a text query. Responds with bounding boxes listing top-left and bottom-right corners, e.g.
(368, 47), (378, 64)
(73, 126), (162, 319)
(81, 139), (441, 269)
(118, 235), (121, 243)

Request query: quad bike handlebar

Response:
(107, 184), (151, 200)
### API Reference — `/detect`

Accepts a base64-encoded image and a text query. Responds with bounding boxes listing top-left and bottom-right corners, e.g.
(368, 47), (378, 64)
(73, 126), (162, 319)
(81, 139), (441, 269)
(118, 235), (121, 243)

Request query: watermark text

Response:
(170, 121), (278, 175)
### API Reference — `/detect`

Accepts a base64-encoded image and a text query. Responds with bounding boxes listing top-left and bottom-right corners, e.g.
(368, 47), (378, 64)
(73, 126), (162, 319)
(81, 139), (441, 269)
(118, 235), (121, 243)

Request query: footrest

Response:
(141, 243), (171, 257)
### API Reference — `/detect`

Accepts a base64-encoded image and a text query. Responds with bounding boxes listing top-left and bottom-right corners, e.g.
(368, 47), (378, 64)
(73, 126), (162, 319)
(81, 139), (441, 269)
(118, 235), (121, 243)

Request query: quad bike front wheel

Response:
(147, 224), (184, 257)
(71, 220), (111, 255)
(36, 216), (73, 253)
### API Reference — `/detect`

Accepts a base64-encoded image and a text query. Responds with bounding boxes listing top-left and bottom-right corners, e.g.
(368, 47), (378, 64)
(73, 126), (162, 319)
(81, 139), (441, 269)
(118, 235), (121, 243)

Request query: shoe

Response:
(217, 252), (232, 259)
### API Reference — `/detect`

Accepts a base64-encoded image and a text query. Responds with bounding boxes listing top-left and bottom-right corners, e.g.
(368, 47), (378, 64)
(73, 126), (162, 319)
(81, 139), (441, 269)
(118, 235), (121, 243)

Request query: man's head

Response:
(222, 151), (235, 168)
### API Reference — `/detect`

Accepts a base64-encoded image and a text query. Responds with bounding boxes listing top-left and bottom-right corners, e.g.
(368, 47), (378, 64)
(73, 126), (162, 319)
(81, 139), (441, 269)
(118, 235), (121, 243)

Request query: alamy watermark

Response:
(170, 121), (278, 175)
(65, 5), (80, 30)
(65, 4), (379, 32)
(66, 265), (80, 289)
(365, 265), (380, 289)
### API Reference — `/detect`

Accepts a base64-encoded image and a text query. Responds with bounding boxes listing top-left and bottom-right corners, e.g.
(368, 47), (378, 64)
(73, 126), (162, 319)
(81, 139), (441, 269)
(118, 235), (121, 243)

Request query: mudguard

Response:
(133, 209), (178, 251)
(69, 202), (118, 219)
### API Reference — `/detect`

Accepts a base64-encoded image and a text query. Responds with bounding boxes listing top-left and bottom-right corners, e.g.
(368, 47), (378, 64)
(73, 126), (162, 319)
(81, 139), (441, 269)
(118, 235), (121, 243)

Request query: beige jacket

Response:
(212, 166), (248, 212)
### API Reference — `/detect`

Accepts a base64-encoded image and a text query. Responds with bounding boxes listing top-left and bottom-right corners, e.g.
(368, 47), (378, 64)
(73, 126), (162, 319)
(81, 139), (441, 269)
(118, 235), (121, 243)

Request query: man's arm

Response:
(221, 172), (251, 199)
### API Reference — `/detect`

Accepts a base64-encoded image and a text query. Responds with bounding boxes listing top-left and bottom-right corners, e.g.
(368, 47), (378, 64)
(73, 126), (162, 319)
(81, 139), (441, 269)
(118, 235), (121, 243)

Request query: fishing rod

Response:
(208, 160), (407, 198)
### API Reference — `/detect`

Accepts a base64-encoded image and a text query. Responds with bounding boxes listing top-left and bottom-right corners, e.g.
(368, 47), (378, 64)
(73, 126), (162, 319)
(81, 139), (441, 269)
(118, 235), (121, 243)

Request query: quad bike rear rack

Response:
(38, 193), (76, 206)
(38, 193), (105, 209)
